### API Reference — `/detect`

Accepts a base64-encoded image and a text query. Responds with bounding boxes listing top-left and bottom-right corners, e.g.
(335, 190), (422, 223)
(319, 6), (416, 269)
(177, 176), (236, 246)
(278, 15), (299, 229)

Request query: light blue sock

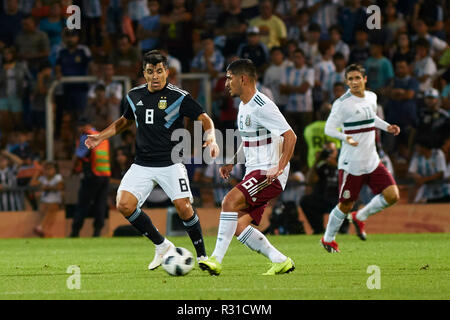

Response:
(324, 206), (346, 242)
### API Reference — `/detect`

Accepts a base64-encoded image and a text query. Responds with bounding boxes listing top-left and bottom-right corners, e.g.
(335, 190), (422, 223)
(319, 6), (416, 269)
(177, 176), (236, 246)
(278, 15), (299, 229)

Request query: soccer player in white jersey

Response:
(321, 64), (401, 253)
(199, 59), (297, 276)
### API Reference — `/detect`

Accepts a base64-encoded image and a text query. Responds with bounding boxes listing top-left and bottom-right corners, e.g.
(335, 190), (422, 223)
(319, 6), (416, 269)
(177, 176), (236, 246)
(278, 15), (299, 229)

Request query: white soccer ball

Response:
(162, 247), (195, 276)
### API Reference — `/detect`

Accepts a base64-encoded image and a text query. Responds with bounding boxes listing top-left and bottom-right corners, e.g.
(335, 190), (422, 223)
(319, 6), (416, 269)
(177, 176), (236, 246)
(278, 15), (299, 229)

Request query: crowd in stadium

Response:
(0, 0), (449, 227)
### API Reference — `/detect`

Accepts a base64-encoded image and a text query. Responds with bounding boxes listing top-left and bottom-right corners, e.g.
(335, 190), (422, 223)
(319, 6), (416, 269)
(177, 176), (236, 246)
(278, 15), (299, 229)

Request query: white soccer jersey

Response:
(324, 90), (390, 175)
(238, 91), (292, 186)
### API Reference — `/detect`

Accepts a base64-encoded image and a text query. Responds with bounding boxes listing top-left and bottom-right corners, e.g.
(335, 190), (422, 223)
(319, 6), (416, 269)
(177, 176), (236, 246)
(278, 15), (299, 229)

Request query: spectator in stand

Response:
(110, 146), (133, 188)
(263, 46), (293, 112)
(83, 84), (113, 132)
(38, 1), (65, 66)
(274, 0), (303, 25)
(15, 15), (50, 75)
(191, 33), (225, 80)
(329, 25), (350, 62)
(214, 0), (247, 57)
(203, 162), (244, 207)
(413, 37), (437, 93)
(136, 0), (161, 56)
(325, 52), (347, 102)
(411, 18), (448, 58)
(159, 0), (193, 72)
(30, 161), (64, 237)
(299, 23), (322, 66)
(440, 70), (450, 110)
(383, 0), (407, 46)
(314, 40), (336, 105)
(413, 0), (446, 41)
(127, 0), (150, 33)
(30, 61), (52, 130)
(364, 42), (394, 96)
(14, 146), (42, 211)
(191, 32), (225, 108)
(337, 0), (367, 46)
(30, 0), (51, 20)
(384, 59), (420, 159)
(249, 0), (287, 49)
(119, 129), (136, 157)
(390, 32), (415, 66)
(81, 0), (102, 49)
(409, 137), (450, 203)
(332, 81), (347, 101)
(417, 88), (450, 148)
(0, 149), (24, 211)
(349, 28), (370, 65)
(0, 0), (23, 48)
(280, 48), (315, 167)
(105, 0), (124, 46)
(0, 46), (31, 137)
(55, 29), (91, 128)
(109, 34), (141, 83)
(236, 26), (269, 76)
(308, 0), (340, 37)
(212, 59), (239, 131)
(193, 0), (223, 31)
(87, 62), (123, 124)
(287, 8), (309, 43)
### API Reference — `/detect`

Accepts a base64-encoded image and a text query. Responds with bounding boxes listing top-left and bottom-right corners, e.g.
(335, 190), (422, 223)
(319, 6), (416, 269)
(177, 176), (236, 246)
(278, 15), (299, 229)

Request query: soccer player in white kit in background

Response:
(321, 64), (401, 253)
(199, 59), (297, 275)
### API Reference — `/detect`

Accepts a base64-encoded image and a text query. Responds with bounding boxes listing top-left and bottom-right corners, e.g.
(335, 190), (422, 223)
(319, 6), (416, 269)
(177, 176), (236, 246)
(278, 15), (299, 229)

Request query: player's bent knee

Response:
(385, 191), (400, 205)
(173, 198), (193, 220)
(338, 201), (354, 214)
(116, 201), (136, 217)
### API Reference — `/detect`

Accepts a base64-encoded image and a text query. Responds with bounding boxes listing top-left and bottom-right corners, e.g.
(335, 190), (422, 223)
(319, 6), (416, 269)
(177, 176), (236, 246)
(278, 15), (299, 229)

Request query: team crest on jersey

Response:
(158, 97), (167, 109)
(343, 190), (351, 199)
(245, 115), (251, 126)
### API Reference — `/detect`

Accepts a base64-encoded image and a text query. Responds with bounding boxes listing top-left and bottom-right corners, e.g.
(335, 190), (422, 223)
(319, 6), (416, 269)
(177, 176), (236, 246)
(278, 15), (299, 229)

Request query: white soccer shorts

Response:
(117, 163), (193, 208)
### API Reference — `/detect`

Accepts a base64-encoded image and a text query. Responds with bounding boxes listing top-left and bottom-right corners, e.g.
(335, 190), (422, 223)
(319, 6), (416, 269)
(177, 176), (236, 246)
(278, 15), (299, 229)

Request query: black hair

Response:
(226, 59), (257, 80)
(142, 50), (169, 70)
(414, 37), (430, 50)
(345, 64), (366, 78)
(269, 46), (283, 55)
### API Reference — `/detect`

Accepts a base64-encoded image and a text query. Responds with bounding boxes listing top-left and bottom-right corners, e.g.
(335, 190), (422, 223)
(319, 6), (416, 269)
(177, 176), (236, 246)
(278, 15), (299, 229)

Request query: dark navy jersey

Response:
(122, 82), (205, 167)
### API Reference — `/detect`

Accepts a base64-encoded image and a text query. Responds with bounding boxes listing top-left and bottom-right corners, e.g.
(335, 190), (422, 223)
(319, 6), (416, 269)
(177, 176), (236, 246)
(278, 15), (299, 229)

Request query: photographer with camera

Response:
(300, 141), (349, 234)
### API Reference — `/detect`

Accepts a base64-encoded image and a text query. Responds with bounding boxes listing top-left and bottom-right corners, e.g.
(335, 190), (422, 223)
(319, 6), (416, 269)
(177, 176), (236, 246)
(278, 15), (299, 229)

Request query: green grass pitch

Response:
(0, 234), (449, 300)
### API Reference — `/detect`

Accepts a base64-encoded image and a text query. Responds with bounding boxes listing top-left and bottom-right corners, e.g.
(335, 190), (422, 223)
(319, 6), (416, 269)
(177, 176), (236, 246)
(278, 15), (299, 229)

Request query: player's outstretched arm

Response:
(85, 116), (133, 149)
(197, 113), (220, 159)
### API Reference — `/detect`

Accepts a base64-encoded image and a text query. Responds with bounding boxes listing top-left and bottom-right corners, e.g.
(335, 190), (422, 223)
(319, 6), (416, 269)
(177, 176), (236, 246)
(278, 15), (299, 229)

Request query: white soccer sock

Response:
(237, 225), (287, 263)
(324, 206), (346, 242)
(356, 194), (390, 222)
(211, 212), (238, 263)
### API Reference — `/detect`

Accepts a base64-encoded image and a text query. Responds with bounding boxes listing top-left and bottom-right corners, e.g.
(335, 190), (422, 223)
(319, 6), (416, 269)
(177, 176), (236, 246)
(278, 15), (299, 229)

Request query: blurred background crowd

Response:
(0, 0), (449, 236)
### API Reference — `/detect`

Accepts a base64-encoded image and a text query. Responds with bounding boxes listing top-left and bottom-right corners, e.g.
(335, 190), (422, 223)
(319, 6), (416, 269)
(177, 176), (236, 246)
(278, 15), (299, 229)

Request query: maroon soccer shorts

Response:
(236, 169), (283, 225)
(338, 162), (396, 203)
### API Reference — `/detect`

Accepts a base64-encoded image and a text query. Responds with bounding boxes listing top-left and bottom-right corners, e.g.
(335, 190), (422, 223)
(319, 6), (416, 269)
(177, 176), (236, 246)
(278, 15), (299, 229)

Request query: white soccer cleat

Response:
(148, 240), (175, 270)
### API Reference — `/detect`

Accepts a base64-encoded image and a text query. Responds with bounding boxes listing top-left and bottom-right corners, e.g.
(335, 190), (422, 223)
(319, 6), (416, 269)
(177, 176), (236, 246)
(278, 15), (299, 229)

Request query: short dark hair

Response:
(269, 46), (283, 55)
(414, 37), (430, 50)
(226, 59), (257, 80)
(345, 64), (366, 78)
(142, 50), (168, 70)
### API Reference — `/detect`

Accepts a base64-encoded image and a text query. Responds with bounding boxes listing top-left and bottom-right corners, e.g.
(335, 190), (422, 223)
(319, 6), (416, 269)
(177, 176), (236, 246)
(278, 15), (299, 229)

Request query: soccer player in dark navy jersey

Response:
(84, 50), (219, 269)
